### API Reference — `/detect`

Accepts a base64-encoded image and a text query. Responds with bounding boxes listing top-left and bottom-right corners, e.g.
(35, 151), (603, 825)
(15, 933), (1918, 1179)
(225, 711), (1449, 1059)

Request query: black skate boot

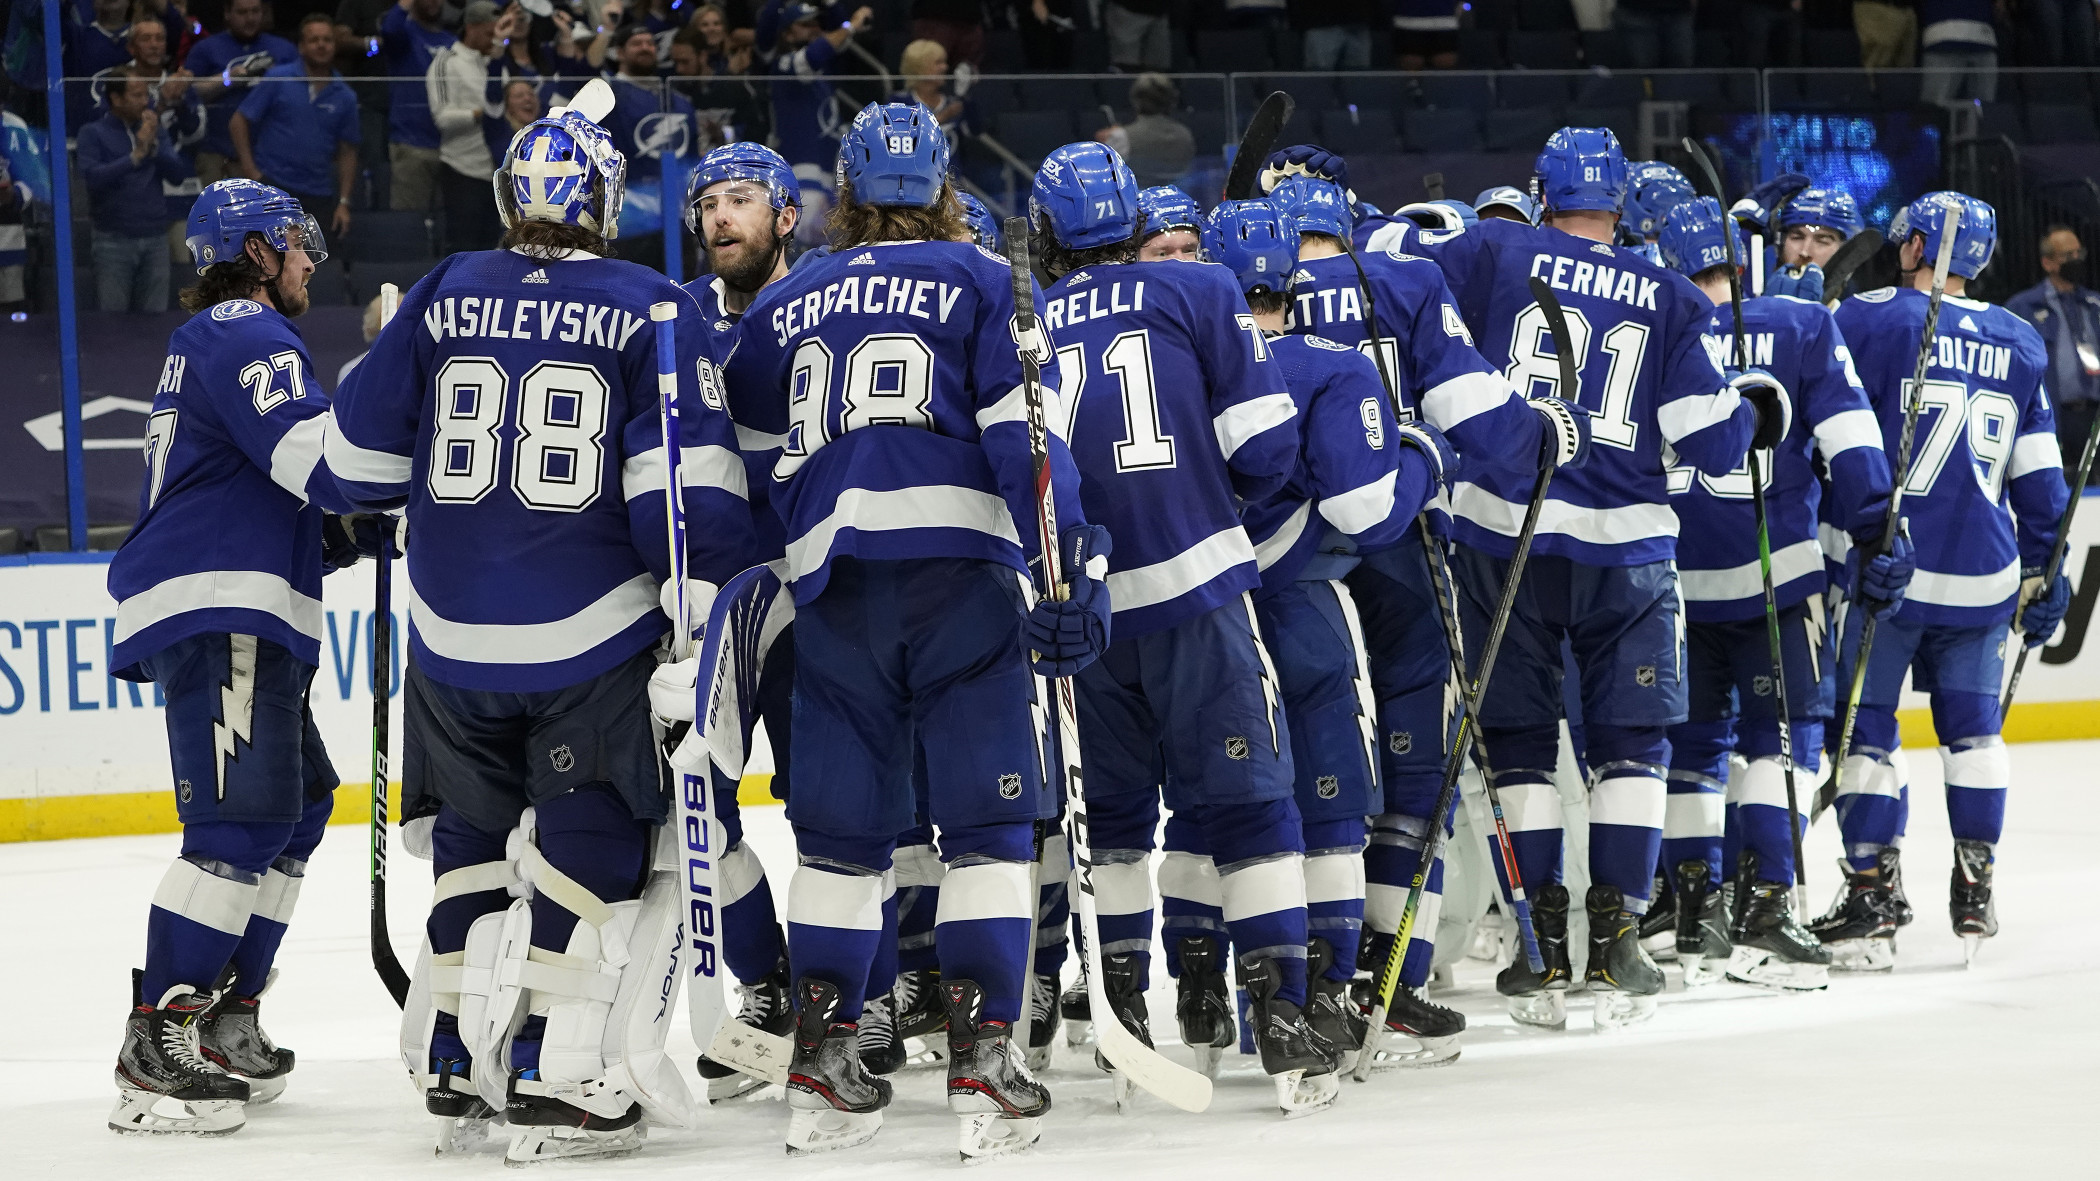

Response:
(1351, 930), (1394, 1011)
(1023, 973), (1059, 1071)
(1058, 977), (1092, 1046)
(110, 970), (249, 1135)
(1672, 860), (1732, 986)
(1585, 885), (1664, 1031)
(1638, 871), (1678, 961)
(1173, 937), (1234, 1078)
(1881, 846), (1915, 927)
(423, 1055), (499, 1156)
(1808, 860), (1898, 971)
(1363, 980), (1465, 1070)
(891, 967), (949, 1064)
(197, 980), (295, 1104)
(858, 986), (904, 1076)
(944, 979), (1050, 1160)
(1242, 956), (1342, 1118)
(1726, 880), (1831, 991)
(784, 977), (891, 1154)
(699, 958), (793, 1100)
(1951, 840), (1998, 966)
(1726, 849), (1760, 942)
(1496, 883), (1572, 1029)
(1303, 938), (1366, 1054)
(1092, 952), (1155, 1104)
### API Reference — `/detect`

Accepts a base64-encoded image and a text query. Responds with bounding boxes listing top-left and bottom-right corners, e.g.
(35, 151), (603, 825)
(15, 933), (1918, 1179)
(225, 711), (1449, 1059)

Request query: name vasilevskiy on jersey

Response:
(421, 296), (650, 349)
(1528, 251), (1663, 311)
(770, 276), (969, 345)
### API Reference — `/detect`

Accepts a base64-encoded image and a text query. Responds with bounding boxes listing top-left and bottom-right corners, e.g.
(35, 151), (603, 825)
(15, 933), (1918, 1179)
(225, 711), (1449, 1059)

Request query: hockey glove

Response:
(1026, 523), (1112, 679)
(1259, 144), (1355, 207)
(320, 514), (361, 571)
(659, 576), (718, 647)
(1848, 526), (1916, 620)
(1730, 369), (1793, 450)
(1764, 262), (1825, 303)
(649, 656), (699, 725)
(1395, 419), (1459, 488)
(1530, 396), (1592, 469)
(2014, 567), (2073, 647)
(1729, 172), (1813, 238)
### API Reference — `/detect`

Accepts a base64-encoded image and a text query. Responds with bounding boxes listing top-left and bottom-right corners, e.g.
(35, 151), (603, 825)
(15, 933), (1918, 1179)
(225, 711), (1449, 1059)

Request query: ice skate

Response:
(425, 1057), (500, 1155)
(1726, 881), (1831, 991)
(1808, 861), (1897, 972)
(1585, 885), (1663, 1032)
(1058, 978), (1093, 1047)
(1639, 872), (1678, 961)
(859, 987), (904, 1075)
(1672, 860), (1732, 986)
(1172, 937), (1234, 1078)
(1881, 846), (1915, 928)
(1303, 938), (1366, 1053)
(505, 1061), (644, 1166)
(891, 967), (949, 1068)
(197, 982), (295, 1104)
(1951, 840), (1998, 967)
(1496, 883), (1571, 1030)
(1023, 973), (1059, 1071)
(784, 978), (890, 1155)
(698, 959), (792, 1101)
(1361, 984), (1464, 1069)
(109, 972), (249, 1136)
(1094, 952), (1154, 1105)
(1243, 957), (1341, 1118)
(943, 979), (1049, 1161)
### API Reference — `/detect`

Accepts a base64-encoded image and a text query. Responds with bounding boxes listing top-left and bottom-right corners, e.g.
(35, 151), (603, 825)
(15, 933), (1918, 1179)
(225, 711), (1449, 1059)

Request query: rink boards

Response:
(4, 502), (2096, 842)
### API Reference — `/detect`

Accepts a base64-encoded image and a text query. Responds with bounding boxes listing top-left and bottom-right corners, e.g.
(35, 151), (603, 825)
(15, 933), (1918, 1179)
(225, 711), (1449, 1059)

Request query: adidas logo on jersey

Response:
(1591, 243), (1615, 257)
(849, 252), (876, 265)
(1293, 269), (1316, 283)
(523, 268), (549, 284)
(1960, 314), (1980, 331)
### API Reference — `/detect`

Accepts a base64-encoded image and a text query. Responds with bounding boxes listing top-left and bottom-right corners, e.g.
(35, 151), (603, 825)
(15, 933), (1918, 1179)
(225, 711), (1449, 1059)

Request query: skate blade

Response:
(1962, 934), (1987, 968)
(1640, 933), (1678, 961)
(900, 1035), (949, 1069)
(958, 1113), (1042, 1162)
(1190, 1044), (1225, 1080)
(1591, 991), (1658, 1032)
(237, 1073), (288, 1105)
(706, 1070), (778, 1103)
(1825, 937), (1897, 973)
(108, 1090), (245, 1136)
(784, 1107), (882, 1155)
(1273, 1069), (1341, 1119)
(1363, 1027), (1461, 1071)
(1062, 1016), (1094, 1047)
(1723, 946), (1830, 993)
(1505, 991), (1567, 1030)
(1679, 953), (1729, 987)
(504, 1123), (645, 1167)
(435, 1115), (499, 1156)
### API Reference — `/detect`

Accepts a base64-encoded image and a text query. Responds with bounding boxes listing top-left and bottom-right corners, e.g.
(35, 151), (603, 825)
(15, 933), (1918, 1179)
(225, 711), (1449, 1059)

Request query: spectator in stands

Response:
(428, 1), (510, 252)
(2009, 226), (2100, 481)
(78, 69), (191, 313)
(1298, 0), (1377, 70)
(1, 100), (53, 314)
(686, 2), (734, 68)
(1740, 0), (1805, 67)
(672, 22), (768, 147)
(230, 15), (359, 239)
(1106, 0), (1173, 72)
(1919, 0), (1998, 101)
(64, 0), (139, 134)
(184, 0), (297, 185)
(483, 76), (541, 165)
(767, 3), (873, 174)
(912, 0), (985, 68)
(601, 22), (696, 164)
(92, 16), (198, 132)
(1854, 0), (1919, 67)
(1393, 0), (1460, 70)
(1615, 0), (1696, 68)
(2019, 0), (2097, 66)
(892, 39), (973, 140)
(165, 0), (205, 62)
(380, 0), (459, 212)
(1094, 72), (1192, 189)
(335, 0), (400, 208)
(1019, 0), (1078, 70)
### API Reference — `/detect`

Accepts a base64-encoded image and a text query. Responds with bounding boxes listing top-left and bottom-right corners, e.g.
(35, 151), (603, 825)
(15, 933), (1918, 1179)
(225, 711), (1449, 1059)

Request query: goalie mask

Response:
(495, 109), (629, 240)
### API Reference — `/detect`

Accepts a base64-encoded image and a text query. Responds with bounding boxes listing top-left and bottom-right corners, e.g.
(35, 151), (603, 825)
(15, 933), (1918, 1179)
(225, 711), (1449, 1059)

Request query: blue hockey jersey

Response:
(328, 247), (753, 692)
(1042, 259), (1298, 637)
(1834, 287), (2066, 626)
(1421, 217), (1757, 567)
(109, 299), (353, 678)
(683, 273), (789, 563)
(721, 238), (1086, 605)
(1244, 334), (1427, 597)
(1671, 295), (1893, 621)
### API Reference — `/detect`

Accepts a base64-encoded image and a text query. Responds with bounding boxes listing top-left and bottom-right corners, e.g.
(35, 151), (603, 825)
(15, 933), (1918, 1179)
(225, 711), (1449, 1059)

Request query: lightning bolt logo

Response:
(214, 635), (259, 800)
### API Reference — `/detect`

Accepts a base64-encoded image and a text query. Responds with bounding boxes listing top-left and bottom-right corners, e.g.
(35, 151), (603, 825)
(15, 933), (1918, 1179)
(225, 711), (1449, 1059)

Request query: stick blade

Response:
(1224, 92), (1295, 201)
(1092, 999), (1214, 1112)
(706, 1023), (792, 1087)
(1820, 228), (1884, 301)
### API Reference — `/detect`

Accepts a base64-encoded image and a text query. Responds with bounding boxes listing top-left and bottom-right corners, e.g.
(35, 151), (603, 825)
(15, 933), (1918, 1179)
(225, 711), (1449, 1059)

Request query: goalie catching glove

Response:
(1026, 523), (1113, 679)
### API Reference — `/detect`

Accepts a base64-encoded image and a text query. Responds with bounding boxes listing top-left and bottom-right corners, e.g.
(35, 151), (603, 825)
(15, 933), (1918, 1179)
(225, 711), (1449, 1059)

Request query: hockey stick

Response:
(2001, 409), (2100, 714)
(368, 283), (409, 1009)
(1342, 245), (1545, 977)
(1684, 138), (1809, 901)
(1825, 201), (1962, 823)
(1005, 214), (1211, 1112)
(1350, 281), (1566, 1081)
(1423, 171), (1445, 201)
(1819, 229), (1886, 308)
(1223, 91), (1294, 202)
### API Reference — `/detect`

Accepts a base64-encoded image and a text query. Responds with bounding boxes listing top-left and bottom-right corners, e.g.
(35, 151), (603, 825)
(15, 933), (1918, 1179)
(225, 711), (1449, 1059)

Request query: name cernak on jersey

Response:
(421, 296), (649, 349)
(769, 275), (968, 345)
(1529, 251), (1662, 311)
(1043, 278), (1146, 330)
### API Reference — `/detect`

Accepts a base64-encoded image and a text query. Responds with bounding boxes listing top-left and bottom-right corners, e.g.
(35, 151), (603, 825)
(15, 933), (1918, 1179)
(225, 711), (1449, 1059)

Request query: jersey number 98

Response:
(779, 333), (936, 476)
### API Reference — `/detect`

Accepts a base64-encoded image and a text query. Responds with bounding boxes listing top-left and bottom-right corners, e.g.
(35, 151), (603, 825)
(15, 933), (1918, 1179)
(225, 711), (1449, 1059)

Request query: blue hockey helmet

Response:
(496, 108), (628, 238)
(1625, 175), (1696, 239)
(1138, 184), (1205, 240)
(1778, 186), (1864, 240)
(1204, 199), (1298, 299)
(684, 141), (798, 231)
(1473, 185), (1538, 223)
(837, 101), (950, 208)
(1656, 196), (1747, 278)
(1890, 191), (1996, 278)
(1031, 141), (1139, 249)
(1533, 127), (1629, 215)
(185, 178), (327, 274)
(1269, 174), (1353, 241)
(958, 191), (1001, 249)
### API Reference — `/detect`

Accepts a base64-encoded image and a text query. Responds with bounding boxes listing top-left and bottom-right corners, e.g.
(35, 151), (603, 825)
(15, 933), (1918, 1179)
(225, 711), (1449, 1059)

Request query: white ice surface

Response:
(7, 741), (2095, 1178)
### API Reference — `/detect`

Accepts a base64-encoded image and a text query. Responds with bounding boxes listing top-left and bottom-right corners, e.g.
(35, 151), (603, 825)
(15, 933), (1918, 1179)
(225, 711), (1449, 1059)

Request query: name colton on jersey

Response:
(421, 296), (650, 350)
(1528, 251), (1663, 311)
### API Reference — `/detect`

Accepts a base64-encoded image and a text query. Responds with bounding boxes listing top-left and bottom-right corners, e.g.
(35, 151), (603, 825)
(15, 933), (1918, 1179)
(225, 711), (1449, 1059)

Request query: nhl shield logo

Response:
(1316, 775), (1340, 800)
(1389, 731), (1412, 755)
(998, 773), (1023, 800)
(177, 779), (192, 804)
(1225, 736), (1250, 761)
(1752, 674), (1773, 697)
(550, 744), (576, 773)
(1635, 665), (1657, 688)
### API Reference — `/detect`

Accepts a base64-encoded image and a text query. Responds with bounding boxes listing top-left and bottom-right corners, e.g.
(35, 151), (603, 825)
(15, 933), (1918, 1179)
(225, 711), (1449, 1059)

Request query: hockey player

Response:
(106, 178), (350, 1137)
(1769, 187), (1864, 301)
(1418, 127), (1789, 1030)
(1265, 170), (1584, 1061)
(1618, 161), (1694, 261)
(1208, 197), (1459, 1060)
(1652, 196), (1909, 991)
(721, 102), (1108, 1158)
(959, 191), (1001, 249)
(1030, 142), (1340, 1115)
(1257, 144), (1416, 254)
(330, 93), (755, 1163)
(1822, 193), (2070, 969)
(1136, 184), (1205, 261)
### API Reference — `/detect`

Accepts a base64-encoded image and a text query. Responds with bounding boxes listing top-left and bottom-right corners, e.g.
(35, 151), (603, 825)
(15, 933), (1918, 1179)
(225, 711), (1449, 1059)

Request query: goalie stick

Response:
(1223, 91), (1294, 202)
(368, 282), (409, 1008)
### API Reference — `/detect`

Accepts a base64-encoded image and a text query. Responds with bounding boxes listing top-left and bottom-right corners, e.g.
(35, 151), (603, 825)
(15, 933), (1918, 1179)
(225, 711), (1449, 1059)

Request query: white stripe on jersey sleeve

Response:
(975, 382), (1068, 439)
(1213, 391), (1297, 460)
(323, 418), (414, 484)
(1419, 370), (1519, 431)
(1252, 500), (1311, 572)
(2010, 431), (2064, 479)
(407, 573), (659, 665)
(735, 423), (788, 453)
(622, 444), (749, 502)
(1910, 558), (2020, 609)
(1318, 470), (1399, 535)
(268, 415), (326, 503)
(784, 484), (1021, 584)
(1451, 482), (1678, 547)
(1813, 408), (1883, 462)
(1679, 538), (1824, 602)
(1656, 385), (1743, 444)
(113, 568), (325, 646)
(1105, 524), (1258, 613)
(1818, 519), (1852, 564)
